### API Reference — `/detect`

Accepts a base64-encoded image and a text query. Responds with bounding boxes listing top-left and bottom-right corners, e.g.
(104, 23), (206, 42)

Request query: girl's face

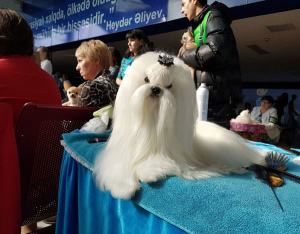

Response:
(76, 56), (100, 80)
(128, 38), (143, 55)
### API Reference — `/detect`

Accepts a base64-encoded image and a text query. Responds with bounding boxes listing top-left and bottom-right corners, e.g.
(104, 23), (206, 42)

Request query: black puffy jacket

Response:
(181, 2), (243, 119)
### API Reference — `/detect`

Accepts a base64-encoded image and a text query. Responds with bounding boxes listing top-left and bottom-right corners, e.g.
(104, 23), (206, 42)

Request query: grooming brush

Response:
(265, 151), (290, 171)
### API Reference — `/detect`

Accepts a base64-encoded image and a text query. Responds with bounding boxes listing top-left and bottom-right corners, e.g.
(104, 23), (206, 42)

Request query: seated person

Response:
(250, 95), (280, 143)
(0, 9), (61, 127)
(75, 39), (118, 107)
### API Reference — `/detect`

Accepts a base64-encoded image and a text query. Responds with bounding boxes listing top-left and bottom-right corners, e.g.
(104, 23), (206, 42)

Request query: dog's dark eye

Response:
(144, 77), (149, 83)
(166, 84), (172, 89)
(76, 92), (78, 94)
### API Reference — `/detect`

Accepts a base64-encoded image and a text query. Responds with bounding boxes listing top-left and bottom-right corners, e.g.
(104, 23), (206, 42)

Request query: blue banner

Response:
(24, 0), (168, 48)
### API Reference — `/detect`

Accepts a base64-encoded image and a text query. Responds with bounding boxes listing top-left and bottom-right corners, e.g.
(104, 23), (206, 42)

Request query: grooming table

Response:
(56, 132), (300, 234)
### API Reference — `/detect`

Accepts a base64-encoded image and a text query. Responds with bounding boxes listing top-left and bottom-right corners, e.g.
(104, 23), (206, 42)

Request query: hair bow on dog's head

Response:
(158, 53), (174, 67)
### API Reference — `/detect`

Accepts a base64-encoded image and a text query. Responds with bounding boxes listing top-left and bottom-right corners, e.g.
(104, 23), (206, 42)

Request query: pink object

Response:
(230, 122), (266, 137)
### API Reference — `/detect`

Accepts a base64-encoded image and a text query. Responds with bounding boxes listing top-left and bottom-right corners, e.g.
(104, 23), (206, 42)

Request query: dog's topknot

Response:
(158, 53), (174, 67)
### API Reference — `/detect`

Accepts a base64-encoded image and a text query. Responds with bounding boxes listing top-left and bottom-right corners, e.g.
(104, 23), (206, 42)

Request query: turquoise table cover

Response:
(56, 132), (300, 234)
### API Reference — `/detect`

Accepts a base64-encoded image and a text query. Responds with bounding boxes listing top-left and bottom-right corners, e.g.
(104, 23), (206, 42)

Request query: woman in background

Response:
(108, 47), (121, 81)
(37, 46), (53, 75)
(116, 29), (154, 86)
(250, 95), (280, 143)
(75, 39), (118, 107)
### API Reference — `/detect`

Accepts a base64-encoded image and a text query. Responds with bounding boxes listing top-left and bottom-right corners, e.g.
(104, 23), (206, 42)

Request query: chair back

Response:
(15, 103), (98, 225)
(0, 103), (22, 233)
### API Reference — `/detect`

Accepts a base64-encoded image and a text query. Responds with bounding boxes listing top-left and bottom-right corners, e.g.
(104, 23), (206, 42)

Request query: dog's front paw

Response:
(105, 171), (140, 200)
(109, 180), (140, 200)
(94, 160), (141, 200)
(137, 168), (163, 183)
(136, 159), (176, 183)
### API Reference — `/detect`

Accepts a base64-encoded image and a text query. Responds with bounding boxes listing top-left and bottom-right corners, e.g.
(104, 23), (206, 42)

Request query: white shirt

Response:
(41, 59), (53, 75)
(250, 106), (280, 139)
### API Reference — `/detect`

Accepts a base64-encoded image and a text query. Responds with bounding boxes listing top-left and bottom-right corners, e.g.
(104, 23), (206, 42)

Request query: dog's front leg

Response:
(94, 158), (141, 200)
(136, 157), (180, 183)
(107, 164), (141, 200)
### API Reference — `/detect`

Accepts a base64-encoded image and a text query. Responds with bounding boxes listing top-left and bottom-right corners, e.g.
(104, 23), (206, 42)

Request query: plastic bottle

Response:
(196, 83), (209, 121)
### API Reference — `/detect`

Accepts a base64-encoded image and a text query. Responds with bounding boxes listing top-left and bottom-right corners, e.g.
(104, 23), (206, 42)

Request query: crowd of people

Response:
(1, 0), (243, 126)
(0, 9), (156, 120)
(1, 1), (299, 137)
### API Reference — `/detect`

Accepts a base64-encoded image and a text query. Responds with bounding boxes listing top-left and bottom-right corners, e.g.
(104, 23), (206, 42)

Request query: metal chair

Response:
(15, 103), (99, 226)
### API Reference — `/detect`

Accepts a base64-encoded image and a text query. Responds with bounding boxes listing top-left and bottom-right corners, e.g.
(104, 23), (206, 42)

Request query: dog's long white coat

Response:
(93, 52), (265, 200)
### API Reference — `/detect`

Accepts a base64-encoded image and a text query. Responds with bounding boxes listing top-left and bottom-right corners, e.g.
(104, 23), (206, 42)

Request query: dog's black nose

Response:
(151, 86), (161, 95)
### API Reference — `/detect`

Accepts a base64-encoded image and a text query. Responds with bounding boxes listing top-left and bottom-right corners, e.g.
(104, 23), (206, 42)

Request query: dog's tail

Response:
(193, 120), (266, 174)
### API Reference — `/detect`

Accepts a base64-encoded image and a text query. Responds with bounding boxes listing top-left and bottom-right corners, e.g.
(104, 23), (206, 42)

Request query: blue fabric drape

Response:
(57, 132), (300, 234)
(56, 151), (185, 234)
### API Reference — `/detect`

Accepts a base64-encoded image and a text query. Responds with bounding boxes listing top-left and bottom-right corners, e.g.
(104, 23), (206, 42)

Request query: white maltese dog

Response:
(93, 52), (265, 200)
